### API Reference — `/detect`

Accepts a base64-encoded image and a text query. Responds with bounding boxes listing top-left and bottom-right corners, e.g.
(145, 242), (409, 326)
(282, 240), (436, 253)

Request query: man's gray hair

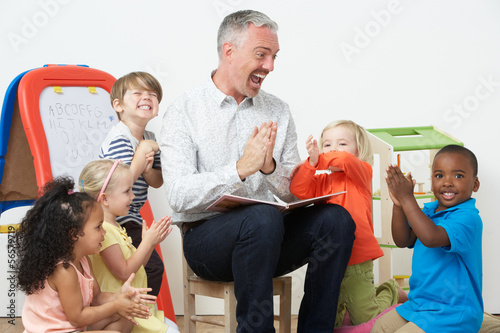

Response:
(217, 10), (278, 59)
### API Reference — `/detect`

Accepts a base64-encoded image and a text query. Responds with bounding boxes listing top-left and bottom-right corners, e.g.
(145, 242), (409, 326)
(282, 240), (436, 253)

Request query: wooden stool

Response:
(182, 254), (292, 333)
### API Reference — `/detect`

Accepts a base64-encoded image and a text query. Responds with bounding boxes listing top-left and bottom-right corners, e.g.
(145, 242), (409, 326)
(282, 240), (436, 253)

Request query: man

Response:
(159, 10), (355, 332)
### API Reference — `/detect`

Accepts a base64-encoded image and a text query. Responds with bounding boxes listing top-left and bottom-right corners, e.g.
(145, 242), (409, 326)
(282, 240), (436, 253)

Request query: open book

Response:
(206, 191), (346, 213)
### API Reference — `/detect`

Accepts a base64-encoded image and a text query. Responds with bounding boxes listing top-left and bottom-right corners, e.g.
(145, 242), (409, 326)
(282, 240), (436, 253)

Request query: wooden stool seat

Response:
(183, 254), (292, 332)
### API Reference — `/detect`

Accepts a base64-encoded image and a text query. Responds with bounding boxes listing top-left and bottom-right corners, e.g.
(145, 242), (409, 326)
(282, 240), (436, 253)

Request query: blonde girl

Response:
(291, 120), (406, 327)
(79, 159), (177, 333)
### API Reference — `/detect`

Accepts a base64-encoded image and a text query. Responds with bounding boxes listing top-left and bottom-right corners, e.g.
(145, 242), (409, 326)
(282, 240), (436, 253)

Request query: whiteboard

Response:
(39, 86), (118, 185)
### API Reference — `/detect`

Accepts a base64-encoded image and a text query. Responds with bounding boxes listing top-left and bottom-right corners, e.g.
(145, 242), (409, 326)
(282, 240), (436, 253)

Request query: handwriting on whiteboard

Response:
(40, 86), (118, 184)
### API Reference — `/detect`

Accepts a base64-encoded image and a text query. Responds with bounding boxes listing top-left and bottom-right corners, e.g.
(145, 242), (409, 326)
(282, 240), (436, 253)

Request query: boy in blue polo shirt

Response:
(372, 145), (482, 333)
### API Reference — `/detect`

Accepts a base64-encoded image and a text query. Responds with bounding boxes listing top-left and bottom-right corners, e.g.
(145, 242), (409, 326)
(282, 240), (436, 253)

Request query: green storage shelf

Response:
(367, 126), (462, 152)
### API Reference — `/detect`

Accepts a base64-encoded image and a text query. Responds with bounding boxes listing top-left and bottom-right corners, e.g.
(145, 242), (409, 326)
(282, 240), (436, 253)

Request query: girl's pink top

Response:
(22, 257), (94, 333)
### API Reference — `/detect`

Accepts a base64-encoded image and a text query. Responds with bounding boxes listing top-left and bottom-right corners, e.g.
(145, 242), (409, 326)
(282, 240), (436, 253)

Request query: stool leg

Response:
(279, 279), (292, 333)
(224, 284), (237, 333)
(182, 256), (196, 333)
(183, 286), (196, 332)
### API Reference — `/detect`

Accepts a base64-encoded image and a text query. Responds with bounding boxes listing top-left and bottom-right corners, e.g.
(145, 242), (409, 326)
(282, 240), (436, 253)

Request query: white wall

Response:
(2, 0), (500, 315)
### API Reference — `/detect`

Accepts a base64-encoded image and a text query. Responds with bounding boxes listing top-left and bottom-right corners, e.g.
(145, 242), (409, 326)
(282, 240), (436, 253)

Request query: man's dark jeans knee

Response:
(278, 204), (356, 332)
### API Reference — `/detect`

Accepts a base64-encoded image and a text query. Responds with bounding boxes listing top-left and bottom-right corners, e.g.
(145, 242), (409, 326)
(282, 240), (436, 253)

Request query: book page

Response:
(286, 192), (346, 211)
(207, 194), (286, 213)
(206, 191), (345, 213)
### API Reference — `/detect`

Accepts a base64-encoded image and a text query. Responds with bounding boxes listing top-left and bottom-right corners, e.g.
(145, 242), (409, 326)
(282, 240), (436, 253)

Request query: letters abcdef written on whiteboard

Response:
(39, 86), (118, 185)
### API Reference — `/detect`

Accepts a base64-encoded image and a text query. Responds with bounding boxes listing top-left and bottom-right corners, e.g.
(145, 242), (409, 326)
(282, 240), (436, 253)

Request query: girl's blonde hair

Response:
(79, 159), (130, 200)
(319, 120), (374, 165)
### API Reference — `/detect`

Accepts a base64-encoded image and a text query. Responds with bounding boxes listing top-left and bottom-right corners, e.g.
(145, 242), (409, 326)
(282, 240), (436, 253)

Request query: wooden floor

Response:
(0, 315), (299, 332)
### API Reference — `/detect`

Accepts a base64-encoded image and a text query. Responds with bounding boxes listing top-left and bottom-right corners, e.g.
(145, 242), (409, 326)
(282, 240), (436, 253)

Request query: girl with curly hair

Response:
(16, 177), (155, 333)
(79, 159), (176, 333)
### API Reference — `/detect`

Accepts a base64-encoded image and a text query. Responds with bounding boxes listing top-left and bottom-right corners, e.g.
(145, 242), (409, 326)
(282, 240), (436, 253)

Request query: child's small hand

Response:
(142, 216), (173, 247)
(385, 165), (416, 206)
(137, 140), (159, 155)
(305, 135), (319, 167)
(130, 290), (157, 305)
(115, 291), (151, 323)
(143, 151), (155, 174)
(121, 273), (157, 304)
(131, 140), (160, 178)
(121, 273), (140, 295)
(117, 274), (152, 323)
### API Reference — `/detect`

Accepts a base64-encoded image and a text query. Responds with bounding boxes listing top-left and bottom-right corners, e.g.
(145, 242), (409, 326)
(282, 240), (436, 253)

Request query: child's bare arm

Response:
(385, 165), (416, 247)
(100, 217), (172, 281)
(386, 165), (450, 248)
(142, 153), (163, 188)
(52, 262), (150, 327)
(390, 204), (416, 248)
(130, 140), (163, 188)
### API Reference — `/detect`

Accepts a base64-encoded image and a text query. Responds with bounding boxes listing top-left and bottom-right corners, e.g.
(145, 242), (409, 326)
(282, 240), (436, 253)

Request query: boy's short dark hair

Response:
(435, 144), (478, 176)
(110, 71), (163, 105)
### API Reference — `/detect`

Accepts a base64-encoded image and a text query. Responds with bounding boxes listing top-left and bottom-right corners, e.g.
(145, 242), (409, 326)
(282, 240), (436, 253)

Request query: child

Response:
(100, 71), (164, 296)
(80, 159), (177, 333)
(16, 177), (155, 333)
(372, 145), (483, 332)
(290, 120), (405, 327)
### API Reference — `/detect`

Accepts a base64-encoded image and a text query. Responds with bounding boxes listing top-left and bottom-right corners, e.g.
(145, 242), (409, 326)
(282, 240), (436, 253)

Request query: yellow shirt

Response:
(90, 221), (168, 333)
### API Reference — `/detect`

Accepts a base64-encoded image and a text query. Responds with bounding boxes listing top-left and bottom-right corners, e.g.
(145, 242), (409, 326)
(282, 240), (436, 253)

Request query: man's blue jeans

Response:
(182, 203), (356, 333)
